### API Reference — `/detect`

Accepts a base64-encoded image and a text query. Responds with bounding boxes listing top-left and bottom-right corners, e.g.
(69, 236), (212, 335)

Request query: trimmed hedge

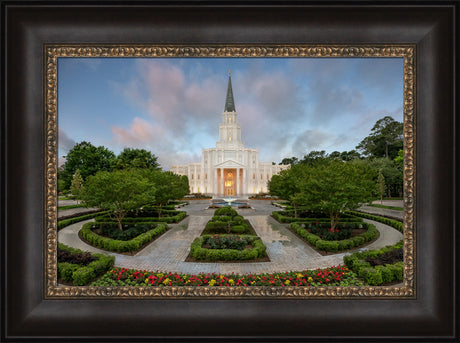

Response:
(80, 222), (169, 253)
(272, 210), (361, 224)
(347, 210), (403, 233)
(190, 235), (267, 261)
(343, 241), (404, 285)
(58, 211), (109, 231)
(291, 222), (378, 252)
(57, 243), (114, 286)
(94, 210), (186, 224)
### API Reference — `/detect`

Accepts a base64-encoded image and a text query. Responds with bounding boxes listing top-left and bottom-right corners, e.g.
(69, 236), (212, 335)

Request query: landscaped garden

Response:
(91, 265), (364, 287)
(58, 243), (115, 286)
(188, 206), (268, 262)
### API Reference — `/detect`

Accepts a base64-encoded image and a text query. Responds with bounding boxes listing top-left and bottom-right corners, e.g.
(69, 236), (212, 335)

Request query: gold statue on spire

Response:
(229, 69), (231, 76)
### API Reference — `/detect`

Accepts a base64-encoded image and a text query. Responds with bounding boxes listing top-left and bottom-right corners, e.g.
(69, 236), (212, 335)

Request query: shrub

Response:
(347, 211), (403, 233)
(214, 207), (238, 216)
(57, 243), (115, 286)
(58, 262), (80, 282)
(58, 211), (109, 230)
(80, 222), (168, 252)
(291, 222), (377, 252)
(343, 241), (404, 285)
(231, 225), (246, 234)
(359, 268), (383, 285)
(190, 235), (266, 261)
(72, 267), (96, 286)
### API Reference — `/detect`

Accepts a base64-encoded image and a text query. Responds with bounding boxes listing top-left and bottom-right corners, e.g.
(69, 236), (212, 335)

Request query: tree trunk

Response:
(117, 219), (123, 231)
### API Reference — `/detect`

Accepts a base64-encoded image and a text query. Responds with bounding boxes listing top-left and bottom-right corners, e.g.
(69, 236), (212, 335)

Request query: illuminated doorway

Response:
(224, 169), (236, 196)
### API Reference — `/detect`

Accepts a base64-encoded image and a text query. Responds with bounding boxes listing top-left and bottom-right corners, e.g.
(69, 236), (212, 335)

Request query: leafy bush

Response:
(206, 235), (248, 250)
(72, 267), (97, 286)
(57, 248), (96, 265)
(58, 211), (109, 230)
(190, 235), (266, 261)
(214, 207), (238, 216)
(80, 222), (169, 252)
(58, 262), (80, 282)
(347, 210), (403, 233)
(291, 222), (377, 252)
(343, 241), (404, 285)
(57, 243), (114, 286)
(272, 210), (362, 224)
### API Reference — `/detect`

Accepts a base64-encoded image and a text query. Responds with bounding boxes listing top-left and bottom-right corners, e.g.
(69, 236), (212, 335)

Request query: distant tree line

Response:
(275, 116), (404, 198)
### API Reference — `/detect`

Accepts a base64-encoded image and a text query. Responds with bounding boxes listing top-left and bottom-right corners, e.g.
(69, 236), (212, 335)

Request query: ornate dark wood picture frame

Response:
(2, 1), (456, 341)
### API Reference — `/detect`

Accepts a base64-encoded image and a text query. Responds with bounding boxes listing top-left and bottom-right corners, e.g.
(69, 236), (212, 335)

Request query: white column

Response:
(220, 168), (224, 196)
(242, 168), (246, 197)
(214, 168), (218, 196)
(235, 168), (239, 196)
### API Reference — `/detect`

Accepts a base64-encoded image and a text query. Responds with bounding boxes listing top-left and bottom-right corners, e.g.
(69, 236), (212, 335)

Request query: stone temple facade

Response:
(170, 72), (289, 197)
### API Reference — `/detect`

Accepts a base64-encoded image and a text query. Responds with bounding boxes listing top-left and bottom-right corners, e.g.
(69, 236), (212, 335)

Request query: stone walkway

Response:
(58, 203), (403, 275)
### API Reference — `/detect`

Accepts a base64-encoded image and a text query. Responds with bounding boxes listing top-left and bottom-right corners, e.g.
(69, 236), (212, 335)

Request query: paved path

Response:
(358, 205), (403, 220)
(58, 204), (403, 275)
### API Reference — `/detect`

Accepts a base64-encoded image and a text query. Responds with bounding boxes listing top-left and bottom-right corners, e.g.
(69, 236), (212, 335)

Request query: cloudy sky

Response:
(57, 57), (404, 169)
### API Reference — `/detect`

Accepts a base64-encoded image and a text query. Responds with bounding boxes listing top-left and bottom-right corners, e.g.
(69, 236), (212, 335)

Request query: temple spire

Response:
(224, 70), (236, 112)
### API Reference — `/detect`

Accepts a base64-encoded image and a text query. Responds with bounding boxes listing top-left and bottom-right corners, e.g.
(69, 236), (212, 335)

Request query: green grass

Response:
(58, 204), (86, 210)
(368, 203), (403, 211)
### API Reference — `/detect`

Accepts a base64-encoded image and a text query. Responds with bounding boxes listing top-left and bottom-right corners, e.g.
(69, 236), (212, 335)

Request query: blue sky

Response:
(58, 57), (404, 169)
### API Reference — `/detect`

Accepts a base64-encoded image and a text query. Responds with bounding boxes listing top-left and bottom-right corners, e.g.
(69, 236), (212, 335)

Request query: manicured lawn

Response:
(368, 203), (403, 211)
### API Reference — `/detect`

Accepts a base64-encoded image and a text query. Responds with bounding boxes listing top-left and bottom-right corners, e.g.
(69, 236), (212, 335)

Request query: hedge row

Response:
(291, 222), (378, 252)
(57, 243), (114, 286)
(80, 222), (169, 253)
(190, 235), (267, 261)
(347, 211), (403, 233)
(343, 241), (404, 285)
(58, 211), (109, 231)
(94, 210), (187, 224)
(272, 211), (361, 224)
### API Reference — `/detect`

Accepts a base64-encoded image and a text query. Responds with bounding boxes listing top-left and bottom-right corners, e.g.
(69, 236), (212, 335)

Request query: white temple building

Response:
(170, 71), (290, 197)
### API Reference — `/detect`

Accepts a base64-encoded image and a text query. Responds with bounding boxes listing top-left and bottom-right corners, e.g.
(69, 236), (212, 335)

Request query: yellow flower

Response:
(208, 279), (216, 286)
(219, 275), (224, 279)
(296, 273), (304, 278)
(307, 277), (313, 283)
(285, 280), (291, 285)
(145, 278), (149, 284)
(228, 279), (235, 285)
(162, 278), (171, 285)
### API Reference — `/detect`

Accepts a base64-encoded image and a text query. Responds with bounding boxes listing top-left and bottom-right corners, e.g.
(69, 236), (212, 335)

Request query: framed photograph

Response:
(2, 1), (456, 341)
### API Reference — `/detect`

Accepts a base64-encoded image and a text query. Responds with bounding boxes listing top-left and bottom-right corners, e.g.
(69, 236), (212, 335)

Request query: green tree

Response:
(70, 169), (84, 200)
(299, 150), (328, 166)
(113, 148), (161, 170)
(82, 169), (156, 231)
(268, 164), (309, 218)
(279, 157), (298, 165)
(394, 149), (404, 170)
(140, 170), (189, 217)
(356, 116), (403, 159)
(60, 141), (115, 190)
(367, 157), (403, 197)
(302, 160), (376, 228)
(377, 170), (386, 204)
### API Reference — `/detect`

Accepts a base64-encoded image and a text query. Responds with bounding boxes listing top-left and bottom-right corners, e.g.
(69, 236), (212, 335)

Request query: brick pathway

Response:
(58, 208), (403, 275)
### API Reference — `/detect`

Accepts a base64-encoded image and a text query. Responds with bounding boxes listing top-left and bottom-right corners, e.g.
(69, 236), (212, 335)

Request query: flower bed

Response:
(79, 222), (169, 253)
(57, 243), (114, 286)
(272, 210), (361, 223)
(291, 222), (378, 253)
(91, 265), (364, 287)
(190, 234), (267, 261)
(343, 241), (404, 285)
